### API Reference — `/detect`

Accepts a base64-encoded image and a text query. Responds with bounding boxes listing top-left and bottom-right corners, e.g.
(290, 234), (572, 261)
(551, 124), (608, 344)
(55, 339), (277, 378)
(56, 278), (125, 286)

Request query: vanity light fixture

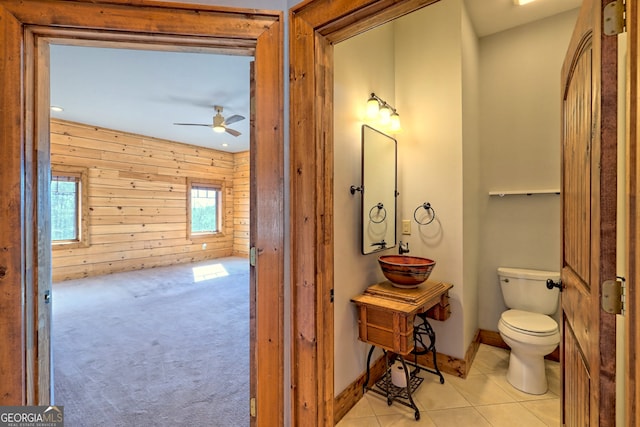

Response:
(513, 0), (535, 5)
(366, 92), (401, 132)
(390, 112), (401, 132)
(379, 104), (392, 125)
(367, 95), (381, 119)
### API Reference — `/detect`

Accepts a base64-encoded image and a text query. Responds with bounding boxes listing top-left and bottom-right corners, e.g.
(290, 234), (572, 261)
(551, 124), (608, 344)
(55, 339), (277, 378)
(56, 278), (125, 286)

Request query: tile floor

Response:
(337, 344), (560, 427)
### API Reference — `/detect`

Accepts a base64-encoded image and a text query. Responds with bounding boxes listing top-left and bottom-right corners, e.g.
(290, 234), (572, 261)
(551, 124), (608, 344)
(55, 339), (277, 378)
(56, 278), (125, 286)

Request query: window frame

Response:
(187, 178), (226, 240)
(51, 165), (89, 249)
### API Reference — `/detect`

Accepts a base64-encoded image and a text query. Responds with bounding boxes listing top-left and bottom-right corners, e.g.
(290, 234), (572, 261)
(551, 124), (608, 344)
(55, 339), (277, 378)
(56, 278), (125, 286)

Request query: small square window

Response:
(188, 179), (225, 238)
(51, 176), (80, 241)
(51, 165), (89, 249)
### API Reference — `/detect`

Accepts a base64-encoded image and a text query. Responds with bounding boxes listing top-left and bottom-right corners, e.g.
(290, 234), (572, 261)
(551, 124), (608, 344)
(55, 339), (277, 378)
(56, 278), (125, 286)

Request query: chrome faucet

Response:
(399, 241), (410, 255)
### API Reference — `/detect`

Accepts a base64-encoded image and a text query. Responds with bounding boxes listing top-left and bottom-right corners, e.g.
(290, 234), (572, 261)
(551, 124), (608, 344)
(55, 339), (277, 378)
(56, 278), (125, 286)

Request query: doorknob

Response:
(546, 279), (563, 292)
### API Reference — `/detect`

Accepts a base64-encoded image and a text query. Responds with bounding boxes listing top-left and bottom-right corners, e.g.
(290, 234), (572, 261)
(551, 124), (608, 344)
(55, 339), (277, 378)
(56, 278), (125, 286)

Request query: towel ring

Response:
(414, 202), (436, 225)
(369, 202), (387, 224)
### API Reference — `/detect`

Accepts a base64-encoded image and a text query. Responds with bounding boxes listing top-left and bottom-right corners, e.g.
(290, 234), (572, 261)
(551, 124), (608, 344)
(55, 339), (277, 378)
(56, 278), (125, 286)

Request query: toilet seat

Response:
(500, 309), (558, 337)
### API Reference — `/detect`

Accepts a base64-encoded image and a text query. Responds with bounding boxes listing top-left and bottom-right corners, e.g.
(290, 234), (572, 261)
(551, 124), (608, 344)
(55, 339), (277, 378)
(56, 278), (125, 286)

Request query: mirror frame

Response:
(360, 125), (397, 255)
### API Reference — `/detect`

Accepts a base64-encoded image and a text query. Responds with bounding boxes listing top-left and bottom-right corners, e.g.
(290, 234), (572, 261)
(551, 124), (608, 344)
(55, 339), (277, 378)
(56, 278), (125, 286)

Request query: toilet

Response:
(497, 267), (560, 395)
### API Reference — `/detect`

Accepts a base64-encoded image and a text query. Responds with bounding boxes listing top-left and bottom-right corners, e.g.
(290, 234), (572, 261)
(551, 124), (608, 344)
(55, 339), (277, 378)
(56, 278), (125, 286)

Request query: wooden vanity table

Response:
(351, 280), (453, 421)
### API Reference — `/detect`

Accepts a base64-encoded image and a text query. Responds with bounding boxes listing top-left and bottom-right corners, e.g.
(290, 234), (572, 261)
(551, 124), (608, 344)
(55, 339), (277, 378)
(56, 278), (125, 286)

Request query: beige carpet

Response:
(52, 257), (250, 427)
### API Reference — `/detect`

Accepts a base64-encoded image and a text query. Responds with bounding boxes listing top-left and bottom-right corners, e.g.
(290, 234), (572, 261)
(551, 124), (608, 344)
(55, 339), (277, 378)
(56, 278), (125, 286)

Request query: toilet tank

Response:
(498, 267), (560, 315)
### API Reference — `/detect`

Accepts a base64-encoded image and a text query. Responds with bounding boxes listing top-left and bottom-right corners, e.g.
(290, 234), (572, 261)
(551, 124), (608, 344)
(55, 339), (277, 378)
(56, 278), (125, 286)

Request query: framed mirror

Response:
(360, 125), (397, 254)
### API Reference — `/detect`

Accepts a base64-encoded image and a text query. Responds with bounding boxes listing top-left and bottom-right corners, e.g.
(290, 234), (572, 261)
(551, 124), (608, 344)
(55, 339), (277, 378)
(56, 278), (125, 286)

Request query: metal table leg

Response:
(364, 347), (423, 421)
(363, 344), (376, 393)
(397, 355), (421, 420)
(412, 313), (445, 384)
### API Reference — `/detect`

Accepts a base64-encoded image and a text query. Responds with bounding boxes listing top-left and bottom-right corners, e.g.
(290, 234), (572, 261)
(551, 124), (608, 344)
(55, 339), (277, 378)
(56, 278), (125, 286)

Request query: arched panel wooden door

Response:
(560, 0), (618, 424)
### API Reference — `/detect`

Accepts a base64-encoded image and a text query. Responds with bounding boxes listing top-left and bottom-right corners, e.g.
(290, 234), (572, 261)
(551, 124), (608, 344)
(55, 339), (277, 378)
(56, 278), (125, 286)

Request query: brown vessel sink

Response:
(378, 255), (436, 288)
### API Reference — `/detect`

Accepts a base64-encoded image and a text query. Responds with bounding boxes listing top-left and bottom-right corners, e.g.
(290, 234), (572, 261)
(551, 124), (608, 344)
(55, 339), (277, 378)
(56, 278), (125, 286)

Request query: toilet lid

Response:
(501, 309), (558, 335)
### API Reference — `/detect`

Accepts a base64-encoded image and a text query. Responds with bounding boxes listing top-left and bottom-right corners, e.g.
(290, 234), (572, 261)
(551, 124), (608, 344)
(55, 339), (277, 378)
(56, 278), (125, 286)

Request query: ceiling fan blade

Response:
(225, 127), (241, 137)
(224, 114), (245, 125)
(173, 123), (213, 127)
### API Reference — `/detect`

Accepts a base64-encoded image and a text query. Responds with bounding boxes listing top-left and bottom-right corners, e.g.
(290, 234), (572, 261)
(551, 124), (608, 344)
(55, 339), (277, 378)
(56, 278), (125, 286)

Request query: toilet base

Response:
(506, 350), (548, 395)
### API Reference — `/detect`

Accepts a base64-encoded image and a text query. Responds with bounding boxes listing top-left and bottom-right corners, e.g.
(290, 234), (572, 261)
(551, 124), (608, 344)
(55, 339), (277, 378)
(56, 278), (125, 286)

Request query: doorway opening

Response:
(48, 44), (253, 425)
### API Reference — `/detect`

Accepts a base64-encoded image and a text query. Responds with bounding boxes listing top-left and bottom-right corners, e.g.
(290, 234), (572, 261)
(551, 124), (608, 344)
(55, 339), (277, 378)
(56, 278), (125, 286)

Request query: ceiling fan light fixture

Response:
(213, 111), (226, 133)
(173, 104), (244, 138)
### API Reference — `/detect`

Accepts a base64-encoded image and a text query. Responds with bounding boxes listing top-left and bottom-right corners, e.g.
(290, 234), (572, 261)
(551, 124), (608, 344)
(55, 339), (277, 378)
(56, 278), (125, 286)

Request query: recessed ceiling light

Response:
(514, 0), (536, 5)
(50, 106), (64, 112)
(222, 143), (229, 147)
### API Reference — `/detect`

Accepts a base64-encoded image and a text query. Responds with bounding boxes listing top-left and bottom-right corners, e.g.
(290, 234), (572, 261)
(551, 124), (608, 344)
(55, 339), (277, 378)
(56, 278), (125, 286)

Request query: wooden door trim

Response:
(0, 4), (27, 405)
(289, 1), (439, 425)
(627, 0), (639, 425)
(0, 2), (284, 426)
(3, 0), (278, 39)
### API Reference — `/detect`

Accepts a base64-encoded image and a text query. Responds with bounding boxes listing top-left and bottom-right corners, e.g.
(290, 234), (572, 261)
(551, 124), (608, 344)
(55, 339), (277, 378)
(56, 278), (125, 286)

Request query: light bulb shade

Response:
(379, 105), (391, 124)
(213, 112), (225, 133)
(366, 96), (380, 119)
(390, 112), (401, 132)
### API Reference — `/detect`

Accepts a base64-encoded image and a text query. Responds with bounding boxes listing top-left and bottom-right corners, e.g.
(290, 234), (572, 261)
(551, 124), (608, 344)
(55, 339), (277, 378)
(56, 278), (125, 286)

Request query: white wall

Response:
(477, 9), (578, 331)
(394, 0), (467, 360)
(461, 4), (481, 349)
(333, 23), (396, 396)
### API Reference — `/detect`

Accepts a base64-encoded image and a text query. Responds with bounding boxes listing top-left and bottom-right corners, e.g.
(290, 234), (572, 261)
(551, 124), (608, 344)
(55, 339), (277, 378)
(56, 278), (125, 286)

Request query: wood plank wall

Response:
(50, 119), (249, 282)
(233, 151), (250, 257)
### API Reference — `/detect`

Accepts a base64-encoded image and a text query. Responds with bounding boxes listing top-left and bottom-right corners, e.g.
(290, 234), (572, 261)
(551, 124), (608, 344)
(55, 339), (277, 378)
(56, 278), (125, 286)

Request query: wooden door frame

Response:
(289, 1), (439, 425)
(0, 1), (284, 426)
(627, 1), (640, 425)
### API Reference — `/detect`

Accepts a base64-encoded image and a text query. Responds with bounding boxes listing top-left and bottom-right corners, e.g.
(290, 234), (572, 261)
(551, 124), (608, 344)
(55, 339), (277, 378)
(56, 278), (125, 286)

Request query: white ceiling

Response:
(49, 0), (581, 153)
(50, 46), (252, 152)
(464, 0), (581, 37)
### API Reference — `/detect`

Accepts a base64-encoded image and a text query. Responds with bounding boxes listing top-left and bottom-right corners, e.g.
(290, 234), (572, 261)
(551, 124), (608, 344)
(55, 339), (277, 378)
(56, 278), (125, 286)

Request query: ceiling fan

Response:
(174, 105), (245, 137)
